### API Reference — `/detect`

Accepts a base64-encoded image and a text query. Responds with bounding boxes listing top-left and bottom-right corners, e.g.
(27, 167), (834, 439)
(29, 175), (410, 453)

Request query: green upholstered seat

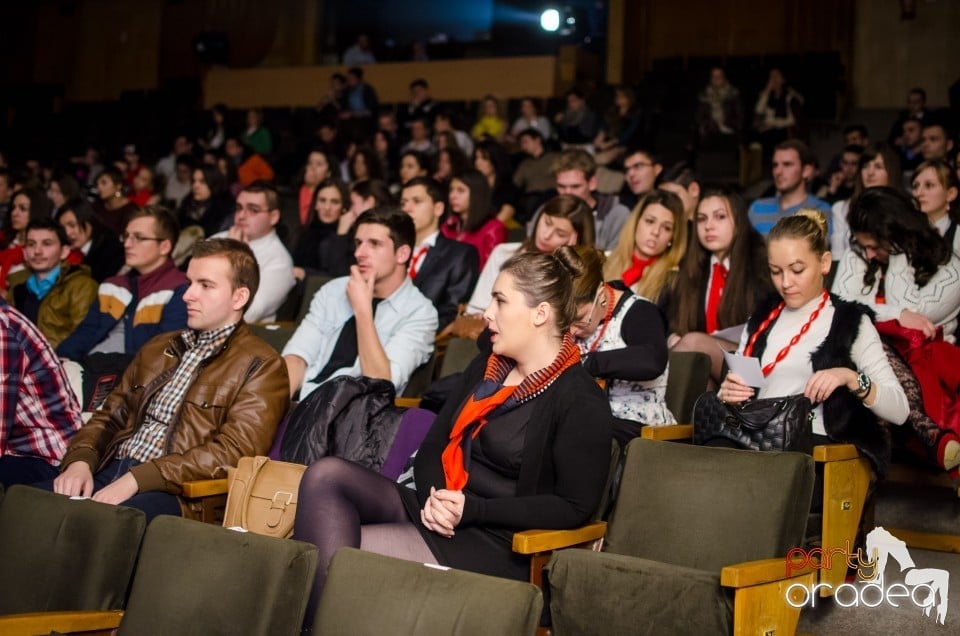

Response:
(546, 439), (815, 635)
(439, 337), (480, 378)
(664, 350), (711, 423)
(315, 547), (543, 636)
(117, 516), (318, 636)
(0, 485), (146, 615)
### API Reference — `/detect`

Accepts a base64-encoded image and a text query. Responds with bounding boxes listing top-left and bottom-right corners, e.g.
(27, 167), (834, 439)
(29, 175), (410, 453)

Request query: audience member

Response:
(401, 79), (437, 132)
(399, 149), (430, 185)
(58, 198), (124, 283)
(668, 187), (773, 385)
(512, 128), (559, 221)
(178, 164), (233, 237)
(432, 141), (469, 186)
(888, 87), (928, 145)
(57, 207), (188, 362)
(441, 169), (507, 269)
(555, 88), (601, 146)
(341, 67), (380, 141)
(342, 34), (376, 66)
(93, 167), (137, 236)
(473, 140), (519, 224)
(46, 172), (82, 218)
(470, 95), (507, 142)
(434, 110), (473, 157)
(697, 67), (743, 143)
(0, 168), (11, 223)
(7, 219), (97, 349)
(719, 210), (908, 470)
(896, 117), (924, 174)
(292, 246), (612, 625)
(657, 162), (702, 223)
(571, 246), (674, 442)
(130, 165), (160, 209)
(819, 144), (864, 204)
(920, 120), (956, 162)
(753, 68), (804, 159)
(748, 139), (831, 236)
(1, 188), (52, 290)
(463, 194), (595, 319)
(530, 149), (630, 251)
(830, 143), (902, 259)
(604, 189), (687, 308)
(292, 177), (349, 279)
(213, 181), (295, 323)
(401, 177), (479, 331)
(297, 150), (336, 229)
(155, 134), (194, 182)
(199, 104), (229, 151)
(348, 146), (384, 184)
(509, 97), (553, 140)
(281, 207), (437, 400)
(50, 239), (289, 522)
(402, 118), (435, 156)
(619, 147), (663, 211)
(0, 298), (83, 488)
(912, 160), (960, 252)
(225, 135), (275, 187)
(833, 187), (960, 343)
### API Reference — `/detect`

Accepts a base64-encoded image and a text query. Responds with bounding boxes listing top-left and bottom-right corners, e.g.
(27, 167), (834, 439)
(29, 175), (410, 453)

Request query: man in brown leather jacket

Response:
(50, 238), (289, 520)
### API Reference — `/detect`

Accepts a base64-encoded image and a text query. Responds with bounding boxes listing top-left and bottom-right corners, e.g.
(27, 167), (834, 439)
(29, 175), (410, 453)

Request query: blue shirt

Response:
(748, 194), (832, 236)
(282, 276), (438, 399)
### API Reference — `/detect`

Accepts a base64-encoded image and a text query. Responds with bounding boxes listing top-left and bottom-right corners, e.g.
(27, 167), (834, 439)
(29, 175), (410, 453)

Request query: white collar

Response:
(415, 230), (439, 250)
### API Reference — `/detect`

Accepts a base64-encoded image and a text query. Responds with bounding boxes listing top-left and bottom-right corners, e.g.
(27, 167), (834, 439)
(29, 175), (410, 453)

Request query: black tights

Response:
(293, 457), (435, 626)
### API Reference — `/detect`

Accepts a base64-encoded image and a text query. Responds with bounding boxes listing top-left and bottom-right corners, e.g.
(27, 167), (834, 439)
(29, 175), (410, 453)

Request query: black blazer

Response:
(413, 235), (479, 330)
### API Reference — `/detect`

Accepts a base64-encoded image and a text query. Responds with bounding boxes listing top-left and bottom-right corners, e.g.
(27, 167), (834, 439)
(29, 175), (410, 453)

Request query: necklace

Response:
(743, 289), (829, 377)
(587, 284), (617, 353)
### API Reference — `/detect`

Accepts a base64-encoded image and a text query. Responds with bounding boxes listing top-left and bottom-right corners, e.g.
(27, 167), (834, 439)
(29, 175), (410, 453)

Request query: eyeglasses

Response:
(625, 161), (654, 171)
(571, 285), (605, 332)
(120, 233), (164, 244)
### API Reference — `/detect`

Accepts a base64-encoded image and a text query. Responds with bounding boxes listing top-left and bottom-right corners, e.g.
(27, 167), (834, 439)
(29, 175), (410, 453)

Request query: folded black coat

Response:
(280, 376), (404, 471)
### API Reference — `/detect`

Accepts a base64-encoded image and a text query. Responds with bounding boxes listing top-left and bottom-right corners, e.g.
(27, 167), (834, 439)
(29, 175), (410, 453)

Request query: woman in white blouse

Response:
(721, 209), (908, 472)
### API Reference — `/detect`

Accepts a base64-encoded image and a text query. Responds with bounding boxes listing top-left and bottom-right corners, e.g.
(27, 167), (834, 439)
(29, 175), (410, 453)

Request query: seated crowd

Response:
(1, 71), (959, 631)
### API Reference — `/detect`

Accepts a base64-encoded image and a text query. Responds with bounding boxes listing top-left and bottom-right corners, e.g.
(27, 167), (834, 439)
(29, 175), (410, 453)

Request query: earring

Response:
(667, 241), (673, 248)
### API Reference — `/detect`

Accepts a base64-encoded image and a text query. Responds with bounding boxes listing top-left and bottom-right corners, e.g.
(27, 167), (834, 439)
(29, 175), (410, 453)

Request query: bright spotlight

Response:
(540, 8), (560, 32)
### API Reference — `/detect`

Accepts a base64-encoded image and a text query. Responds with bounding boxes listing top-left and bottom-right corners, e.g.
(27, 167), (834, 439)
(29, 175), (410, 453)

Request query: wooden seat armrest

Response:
(640, 424), (693, 441)
(181, 478), (229, 498)
(0, 609), (124, 634)
(720, 557), (816, 588)
(813, 444), (860, 462)
(394, 397), (422, 409)
(512, 521), (607, 554)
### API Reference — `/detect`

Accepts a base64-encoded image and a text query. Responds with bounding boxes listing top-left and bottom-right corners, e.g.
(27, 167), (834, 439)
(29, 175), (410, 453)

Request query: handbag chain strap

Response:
(743, 289), (829, 377)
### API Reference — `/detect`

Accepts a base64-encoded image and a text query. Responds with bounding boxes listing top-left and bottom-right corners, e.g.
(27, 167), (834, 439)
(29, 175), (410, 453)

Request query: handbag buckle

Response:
(271, 491), (294, 509)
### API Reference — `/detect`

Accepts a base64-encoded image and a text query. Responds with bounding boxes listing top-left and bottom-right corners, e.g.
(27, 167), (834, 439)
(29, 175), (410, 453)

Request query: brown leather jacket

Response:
(60, 323), (289, 495)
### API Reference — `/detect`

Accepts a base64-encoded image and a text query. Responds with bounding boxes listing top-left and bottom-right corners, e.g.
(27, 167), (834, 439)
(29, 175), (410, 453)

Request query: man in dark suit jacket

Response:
(400, 177), (479, 331)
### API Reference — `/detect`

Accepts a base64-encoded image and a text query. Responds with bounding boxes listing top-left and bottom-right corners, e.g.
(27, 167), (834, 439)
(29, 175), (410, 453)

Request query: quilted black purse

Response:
(692, 391), (814, 453)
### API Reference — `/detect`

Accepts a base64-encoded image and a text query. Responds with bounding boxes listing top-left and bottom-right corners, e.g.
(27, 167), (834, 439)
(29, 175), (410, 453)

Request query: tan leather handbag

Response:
(221, 456), (307, 538)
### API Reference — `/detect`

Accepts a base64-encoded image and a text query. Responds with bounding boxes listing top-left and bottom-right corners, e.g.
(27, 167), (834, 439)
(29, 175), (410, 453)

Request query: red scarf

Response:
(441, 333), (581, 490)
(622, 254), (657, 288)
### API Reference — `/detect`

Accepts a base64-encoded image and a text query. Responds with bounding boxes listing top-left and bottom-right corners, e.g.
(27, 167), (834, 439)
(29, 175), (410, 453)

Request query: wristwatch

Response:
(853, 371), (872, 398)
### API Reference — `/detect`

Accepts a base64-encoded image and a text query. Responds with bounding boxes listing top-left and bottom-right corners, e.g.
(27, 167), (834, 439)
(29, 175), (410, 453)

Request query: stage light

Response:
(540, 8), (560, 32)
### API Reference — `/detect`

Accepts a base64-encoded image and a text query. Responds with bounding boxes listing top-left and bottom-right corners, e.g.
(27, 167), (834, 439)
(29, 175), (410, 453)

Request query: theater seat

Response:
(315, 547), (543, 636)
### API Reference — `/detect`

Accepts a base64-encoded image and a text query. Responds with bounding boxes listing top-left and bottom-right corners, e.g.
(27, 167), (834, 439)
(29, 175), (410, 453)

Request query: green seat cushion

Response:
(315, 547), (543, 636)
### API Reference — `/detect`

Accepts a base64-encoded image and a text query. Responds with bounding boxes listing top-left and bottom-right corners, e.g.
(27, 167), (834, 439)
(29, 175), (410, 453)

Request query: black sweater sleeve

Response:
(582, 299), (668, 382)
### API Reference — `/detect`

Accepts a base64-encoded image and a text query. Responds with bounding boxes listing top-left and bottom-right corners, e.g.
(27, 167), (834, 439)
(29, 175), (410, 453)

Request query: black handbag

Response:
(692, 391), (814, 453)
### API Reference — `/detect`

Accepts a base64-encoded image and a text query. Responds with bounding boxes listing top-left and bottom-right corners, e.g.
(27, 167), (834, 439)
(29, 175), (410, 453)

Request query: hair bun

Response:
(552, 245), (585, 279)
(795, 208), (828, 241)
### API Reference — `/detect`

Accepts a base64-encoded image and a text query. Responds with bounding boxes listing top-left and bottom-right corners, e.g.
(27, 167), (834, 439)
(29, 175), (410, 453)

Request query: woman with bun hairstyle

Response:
(720, 209), (908, 473)
(667, 186), (773, 385)
(293, 246), (613, 624)
(604, 189), (687, 308)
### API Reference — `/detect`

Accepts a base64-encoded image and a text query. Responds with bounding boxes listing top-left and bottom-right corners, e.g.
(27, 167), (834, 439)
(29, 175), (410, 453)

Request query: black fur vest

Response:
(746, 292), (890, 475)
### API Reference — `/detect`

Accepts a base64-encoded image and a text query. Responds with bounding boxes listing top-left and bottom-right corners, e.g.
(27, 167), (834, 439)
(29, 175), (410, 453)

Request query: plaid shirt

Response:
(118, 322), (238, 463)
(0, 301), (83, 465)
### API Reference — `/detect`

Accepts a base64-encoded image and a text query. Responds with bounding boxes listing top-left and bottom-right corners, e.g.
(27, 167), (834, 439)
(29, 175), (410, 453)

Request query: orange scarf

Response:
(441, 333), (581, 490)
